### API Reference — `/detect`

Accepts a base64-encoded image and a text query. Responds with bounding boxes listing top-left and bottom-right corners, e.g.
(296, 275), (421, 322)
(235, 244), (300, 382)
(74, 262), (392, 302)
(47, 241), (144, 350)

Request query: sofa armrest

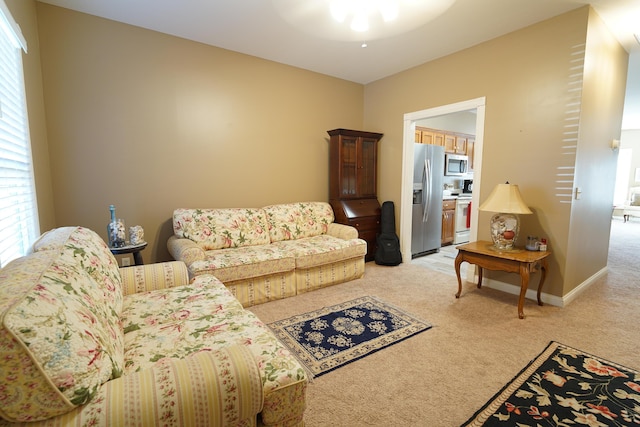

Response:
(119, 261), (190, 295)
(327, 222), (359, 240)
(167, 235), (207, 265)
(39, 345), (263, 427)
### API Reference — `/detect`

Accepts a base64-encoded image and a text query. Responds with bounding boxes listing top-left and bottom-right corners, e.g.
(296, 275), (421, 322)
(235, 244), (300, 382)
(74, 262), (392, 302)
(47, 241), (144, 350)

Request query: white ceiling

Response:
(36, 0), (640, 129)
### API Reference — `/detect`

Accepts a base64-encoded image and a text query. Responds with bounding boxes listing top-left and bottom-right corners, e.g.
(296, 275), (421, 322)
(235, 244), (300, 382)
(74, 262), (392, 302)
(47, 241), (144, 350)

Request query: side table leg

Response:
(518, 263), (530, 319)
(537, 259), (548, 306)
(455, 252), (464, 298)
(133, 251), (144, 266)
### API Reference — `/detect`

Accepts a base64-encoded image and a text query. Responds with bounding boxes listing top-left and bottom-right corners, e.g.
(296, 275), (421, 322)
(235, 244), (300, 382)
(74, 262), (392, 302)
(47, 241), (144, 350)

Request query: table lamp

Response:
(478, 182), (532, 250)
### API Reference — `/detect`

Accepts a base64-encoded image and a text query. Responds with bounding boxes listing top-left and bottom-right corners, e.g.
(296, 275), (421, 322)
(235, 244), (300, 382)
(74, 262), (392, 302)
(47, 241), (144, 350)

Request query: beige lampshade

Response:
(478, 183), (532, 214)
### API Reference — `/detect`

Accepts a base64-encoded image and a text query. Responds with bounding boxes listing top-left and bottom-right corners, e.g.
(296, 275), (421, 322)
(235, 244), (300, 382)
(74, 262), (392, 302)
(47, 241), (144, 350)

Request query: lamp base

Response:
(489, 212), (519, 250)
(486, 244), (524, 253)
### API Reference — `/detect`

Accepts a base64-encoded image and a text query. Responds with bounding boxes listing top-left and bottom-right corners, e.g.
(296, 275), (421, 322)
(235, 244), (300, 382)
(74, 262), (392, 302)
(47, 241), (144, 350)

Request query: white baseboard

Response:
(480, 266), (608, 308)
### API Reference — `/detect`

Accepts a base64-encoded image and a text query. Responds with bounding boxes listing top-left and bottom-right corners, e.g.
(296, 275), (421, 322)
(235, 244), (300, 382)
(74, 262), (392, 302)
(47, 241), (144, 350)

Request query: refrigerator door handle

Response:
(423, 159), (431, 223)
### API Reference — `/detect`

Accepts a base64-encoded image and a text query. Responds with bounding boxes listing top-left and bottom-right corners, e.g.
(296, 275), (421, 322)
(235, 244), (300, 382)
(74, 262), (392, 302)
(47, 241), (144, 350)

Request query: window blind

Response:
(0, 1), (37, 267)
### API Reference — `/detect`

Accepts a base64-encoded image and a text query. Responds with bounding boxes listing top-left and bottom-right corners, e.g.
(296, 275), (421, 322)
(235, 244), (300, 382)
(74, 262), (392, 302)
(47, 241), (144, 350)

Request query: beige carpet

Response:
(249, 218), (640, 426)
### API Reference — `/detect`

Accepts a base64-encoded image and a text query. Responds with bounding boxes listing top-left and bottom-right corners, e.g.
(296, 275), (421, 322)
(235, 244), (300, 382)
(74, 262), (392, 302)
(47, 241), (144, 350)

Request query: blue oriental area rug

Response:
(267, 296), (432, 378)
(463, 341), (640, 426)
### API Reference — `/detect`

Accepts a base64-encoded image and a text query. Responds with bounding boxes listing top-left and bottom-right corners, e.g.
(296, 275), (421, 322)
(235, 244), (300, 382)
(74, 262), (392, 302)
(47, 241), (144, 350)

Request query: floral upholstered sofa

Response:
(168, 202), (367, 307)
(0, 226), (307, 426)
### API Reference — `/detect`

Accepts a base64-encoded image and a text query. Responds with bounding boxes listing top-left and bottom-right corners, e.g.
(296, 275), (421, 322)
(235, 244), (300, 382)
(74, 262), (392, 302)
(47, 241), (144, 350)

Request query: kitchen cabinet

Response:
(328, 128), (384, 261)
(454, 136), (467, 154)
(415, 127), (444, 146)
(443, 134), (456, 153)
(416, 126), (474, 157)
(466, 137), (475, 171)
(432, 132), (445, 147)
(444, 134), (467, 154)
(442, 199), (456, 245)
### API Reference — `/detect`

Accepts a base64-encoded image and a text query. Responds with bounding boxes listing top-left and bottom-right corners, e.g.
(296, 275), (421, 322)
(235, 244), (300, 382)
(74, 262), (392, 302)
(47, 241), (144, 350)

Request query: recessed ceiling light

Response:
(361, 42), (368, 48)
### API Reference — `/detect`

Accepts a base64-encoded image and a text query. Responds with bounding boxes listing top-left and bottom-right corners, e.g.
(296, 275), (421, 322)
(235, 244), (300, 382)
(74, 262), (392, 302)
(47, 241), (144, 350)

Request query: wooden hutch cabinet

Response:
(328, 128), (383, 261)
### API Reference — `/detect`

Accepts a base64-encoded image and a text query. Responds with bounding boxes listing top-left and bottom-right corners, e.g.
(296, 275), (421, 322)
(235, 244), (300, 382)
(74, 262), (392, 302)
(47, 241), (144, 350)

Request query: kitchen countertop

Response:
(443, 193), (472, 200)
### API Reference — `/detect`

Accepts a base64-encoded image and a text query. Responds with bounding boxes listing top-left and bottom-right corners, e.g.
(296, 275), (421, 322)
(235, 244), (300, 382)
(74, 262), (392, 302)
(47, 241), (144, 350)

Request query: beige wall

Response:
(10, 3), (627, 298)
(5, 0), (56, 232)
(564, 9), (627, 296)
(364, 6), (627, 298)
(35, 3), (364, 262)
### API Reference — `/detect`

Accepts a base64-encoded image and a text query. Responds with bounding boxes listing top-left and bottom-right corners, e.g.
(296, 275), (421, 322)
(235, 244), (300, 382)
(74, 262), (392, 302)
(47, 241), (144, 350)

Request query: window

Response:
(0, 1), (37, 267)
(613, 148), (631, 206)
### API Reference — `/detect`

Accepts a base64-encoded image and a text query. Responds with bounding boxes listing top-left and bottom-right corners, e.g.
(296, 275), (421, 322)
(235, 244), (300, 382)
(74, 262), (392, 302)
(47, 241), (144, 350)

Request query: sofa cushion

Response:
(263, 202), (334, 243)
(0, 227), (126, 422)
(173, 208), (271, 250)
(32, 227), (123, 313)
(120, 275), (306, 412)
(187, 245), (295, 282)
(272, 235), (367, 268)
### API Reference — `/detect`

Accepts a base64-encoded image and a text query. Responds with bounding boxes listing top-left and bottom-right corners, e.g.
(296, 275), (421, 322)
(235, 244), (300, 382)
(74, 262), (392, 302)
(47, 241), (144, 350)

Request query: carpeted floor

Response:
(248, 218), (640, 426)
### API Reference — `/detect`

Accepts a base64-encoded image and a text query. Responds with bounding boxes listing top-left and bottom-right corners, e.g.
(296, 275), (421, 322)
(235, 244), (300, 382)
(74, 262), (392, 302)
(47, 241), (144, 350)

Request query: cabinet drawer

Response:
(348, 216), (380, 231)
(443, 200), (456, 210)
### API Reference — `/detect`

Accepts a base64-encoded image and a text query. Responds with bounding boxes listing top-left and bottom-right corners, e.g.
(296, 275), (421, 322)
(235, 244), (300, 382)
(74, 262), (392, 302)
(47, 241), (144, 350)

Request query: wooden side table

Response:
(109, 242), (148, 266)
(454, 240), (550, 319)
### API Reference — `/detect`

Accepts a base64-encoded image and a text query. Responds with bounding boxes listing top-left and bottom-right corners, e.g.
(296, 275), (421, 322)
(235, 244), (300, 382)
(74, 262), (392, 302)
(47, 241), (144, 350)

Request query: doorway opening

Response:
(399, 97), (486, 264)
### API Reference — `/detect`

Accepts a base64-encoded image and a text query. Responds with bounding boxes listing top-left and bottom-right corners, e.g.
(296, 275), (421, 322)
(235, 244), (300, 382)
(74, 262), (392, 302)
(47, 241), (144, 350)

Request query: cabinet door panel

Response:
(358, 138), (377, 198)
(455, 136), (467, 154)
(466, 138), (475, 171)
(433, 132), (445, 147)
(444, 134), (456, 153)
(340, 136), (358, 197)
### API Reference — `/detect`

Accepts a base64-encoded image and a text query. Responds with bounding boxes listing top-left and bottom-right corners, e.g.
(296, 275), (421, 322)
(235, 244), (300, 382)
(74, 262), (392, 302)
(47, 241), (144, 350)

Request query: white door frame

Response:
(400, 97), (486, 264)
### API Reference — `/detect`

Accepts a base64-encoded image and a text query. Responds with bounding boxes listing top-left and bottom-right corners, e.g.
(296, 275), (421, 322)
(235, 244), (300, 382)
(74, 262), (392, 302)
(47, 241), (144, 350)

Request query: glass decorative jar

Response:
(107, 204), (126, 248)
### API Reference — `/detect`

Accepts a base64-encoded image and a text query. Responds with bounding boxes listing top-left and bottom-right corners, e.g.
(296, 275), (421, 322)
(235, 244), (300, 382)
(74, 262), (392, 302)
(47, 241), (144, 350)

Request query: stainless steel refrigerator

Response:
(412, 144), (444, 258)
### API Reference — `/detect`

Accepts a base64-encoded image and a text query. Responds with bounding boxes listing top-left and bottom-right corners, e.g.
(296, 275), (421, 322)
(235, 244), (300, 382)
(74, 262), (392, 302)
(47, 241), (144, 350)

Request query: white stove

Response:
(454, 196), (472, 244)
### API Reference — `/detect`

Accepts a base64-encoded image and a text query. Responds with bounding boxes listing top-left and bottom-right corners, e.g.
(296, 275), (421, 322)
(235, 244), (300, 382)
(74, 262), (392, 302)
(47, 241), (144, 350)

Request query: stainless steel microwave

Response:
(445, 154), (469, 176)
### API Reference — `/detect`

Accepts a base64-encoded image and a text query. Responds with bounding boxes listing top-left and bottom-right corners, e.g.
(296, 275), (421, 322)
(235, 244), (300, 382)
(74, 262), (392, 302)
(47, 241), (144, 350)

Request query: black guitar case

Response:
(375, 201), (402, 266)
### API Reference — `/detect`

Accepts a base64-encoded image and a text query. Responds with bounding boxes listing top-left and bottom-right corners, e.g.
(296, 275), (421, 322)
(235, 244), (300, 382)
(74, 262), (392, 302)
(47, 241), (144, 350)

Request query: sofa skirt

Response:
(295, 257), (365, 294)
(224, 271), (297, 308)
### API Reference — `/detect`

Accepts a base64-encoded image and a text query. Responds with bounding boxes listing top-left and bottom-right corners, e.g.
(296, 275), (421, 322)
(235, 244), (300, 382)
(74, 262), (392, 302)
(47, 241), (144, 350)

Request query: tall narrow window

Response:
(0, 1), (37, 267)
(613, 148), (631, 206)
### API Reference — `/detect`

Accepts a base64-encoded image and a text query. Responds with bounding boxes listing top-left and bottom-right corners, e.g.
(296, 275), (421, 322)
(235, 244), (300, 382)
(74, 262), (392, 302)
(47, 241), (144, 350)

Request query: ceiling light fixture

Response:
(272, 0), (456, 42)
(330, 0), (399, 32)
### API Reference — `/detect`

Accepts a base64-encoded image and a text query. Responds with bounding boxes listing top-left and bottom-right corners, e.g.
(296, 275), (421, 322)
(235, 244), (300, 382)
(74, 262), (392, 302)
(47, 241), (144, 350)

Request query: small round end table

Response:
(109, 241), (148, 265)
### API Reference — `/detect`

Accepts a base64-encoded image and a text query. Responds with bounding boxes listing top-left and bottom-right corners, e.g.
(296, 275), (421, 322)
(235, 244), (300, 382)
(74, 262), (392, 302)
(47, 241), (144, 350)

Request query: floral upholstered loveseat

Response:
(0, 226), (307, 426)
(621, 186), (640, 222)
(168, 202), (367, 307)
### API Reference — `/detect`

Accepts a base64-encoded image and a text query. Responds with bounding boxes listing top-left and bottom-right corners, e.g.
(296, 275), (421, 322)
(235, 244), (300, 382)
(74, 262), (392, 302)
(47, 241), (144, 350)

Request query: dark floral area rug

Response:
(267, 296), (432, 378)
(463, 341), (640, 426)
